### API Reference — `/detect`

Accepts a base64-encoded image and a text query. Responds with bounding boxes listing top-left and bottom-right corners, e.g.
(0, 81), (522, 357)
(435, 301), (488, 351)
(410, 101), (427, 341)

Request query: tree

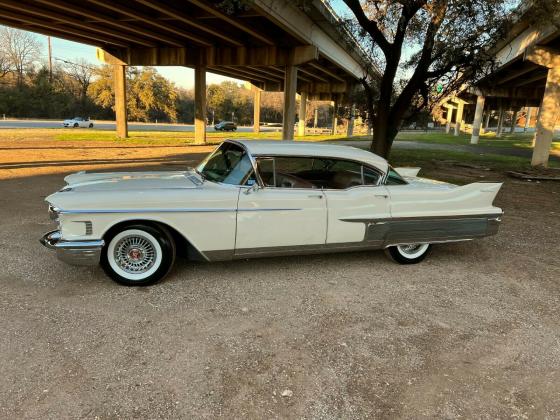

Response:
(88, 65), (178, 122)
(342, 0), (515, 157)
(0, 27), (41, 86)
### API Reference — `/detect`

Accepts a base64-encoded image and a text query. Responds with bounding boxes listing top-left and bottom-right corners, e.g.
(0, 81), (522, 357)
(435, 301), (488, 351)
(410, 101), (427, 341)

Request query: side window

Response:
(256, 157), (318, 189)
(363, 166), (381, 185)
(385, 168), (408, 185)
(328, 160), (364, 189)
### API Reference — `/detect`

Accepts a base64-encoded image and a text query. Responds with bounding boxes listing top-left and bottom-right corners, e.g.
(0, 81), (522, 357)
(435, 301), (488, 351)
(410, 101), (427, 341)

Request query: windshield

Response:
(197, 142), (254, 185)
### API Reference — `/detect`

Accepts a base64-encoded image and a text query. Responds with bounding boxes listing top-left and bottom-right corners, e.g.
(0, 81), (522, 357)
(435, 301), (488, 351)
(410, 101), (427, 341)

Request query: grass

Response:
(2, 127), (558, 172)
(53, 129), (355, 145)
(394, 130), (560, 151)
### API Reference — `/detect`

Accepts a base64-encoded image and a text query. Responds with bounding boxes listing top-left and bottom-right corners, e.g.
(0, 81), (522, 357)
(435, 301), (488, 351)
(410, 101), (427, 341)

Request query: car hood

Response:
(62, 170), (202, 192)
(63, 119), (76, 123)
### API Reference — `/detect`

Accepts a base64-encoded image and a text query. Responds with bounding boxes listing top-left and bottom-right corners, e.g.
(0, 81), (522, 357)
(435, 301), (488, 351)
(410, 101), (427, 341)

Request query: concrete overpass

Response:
(440, 3), (560, 167)
(0, 0), (375, 142)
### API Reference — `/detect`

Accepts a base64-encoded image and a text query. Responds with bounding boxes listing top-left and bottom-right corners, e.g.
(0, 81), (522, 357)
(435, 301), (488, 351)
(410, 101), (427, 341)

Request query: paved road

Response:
(0, 119), (281, 132)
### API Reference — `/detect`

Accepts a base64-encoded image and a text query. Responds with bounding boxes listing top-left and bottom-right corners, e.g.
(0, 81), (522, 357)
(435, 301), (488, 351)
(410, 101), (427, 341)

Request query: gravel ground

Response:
(1, 138), (559, 418)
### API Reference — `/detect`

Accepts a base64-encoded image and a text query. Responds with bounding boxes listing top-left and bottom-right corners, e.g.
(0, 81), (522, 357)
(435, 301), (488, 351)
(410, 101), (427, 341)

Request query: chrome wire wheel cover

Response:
(114, 235), (156, 274)
(396, 243), (429, 258)
(107, 229), (163, 281)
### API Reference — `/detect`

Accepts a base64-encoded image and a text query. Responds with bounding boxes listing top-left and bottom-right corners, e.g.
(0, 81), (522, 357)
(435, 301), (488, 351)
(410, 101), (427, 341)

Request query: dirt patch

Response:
(0, 137), (559, 418)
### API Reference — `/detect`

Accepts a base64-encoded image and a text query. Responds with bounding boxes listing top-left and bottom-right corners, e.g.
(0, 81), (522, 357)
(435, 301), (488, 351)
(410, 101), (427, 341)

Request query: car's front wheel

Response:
(89, 123), (93, 128)
(73, 123), (79, 128)
(101, 224), (176, 286)
(385, 243), (431, 264)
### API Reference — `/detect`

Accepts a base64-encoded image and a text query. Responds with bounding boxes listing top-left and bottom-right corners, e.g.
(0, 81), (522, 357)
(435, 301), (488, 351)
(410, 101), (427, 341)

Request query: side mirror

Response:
(244, 183), (261, 194)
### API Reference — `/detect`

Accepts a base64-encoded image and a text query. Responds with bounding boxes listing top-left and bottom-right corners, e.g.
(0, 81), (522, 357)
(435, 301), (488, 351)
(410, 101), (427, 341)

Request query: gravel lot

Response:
(1, 137), (559, 418)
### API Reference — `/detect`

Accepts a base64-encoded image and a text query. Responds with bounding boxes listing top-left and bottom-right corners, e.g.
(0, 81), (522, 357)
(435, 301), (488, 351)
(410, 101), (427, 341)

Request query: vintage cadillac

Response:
(41, 140), (503, 286)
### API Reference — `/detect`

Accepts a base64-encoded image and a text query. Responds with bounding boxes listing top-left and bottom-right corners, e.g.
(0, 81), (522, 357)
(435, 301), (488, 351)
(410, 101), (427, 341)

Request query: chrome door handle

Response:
(375, 194), (389, 198)
(308, 194), (323, 199)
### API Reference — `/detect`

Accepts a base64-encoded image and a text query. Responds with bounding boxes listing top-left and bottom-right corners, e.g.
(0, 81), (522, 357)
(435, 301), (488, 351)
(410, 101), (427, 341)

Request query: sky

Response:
(21, 0), (353, 90)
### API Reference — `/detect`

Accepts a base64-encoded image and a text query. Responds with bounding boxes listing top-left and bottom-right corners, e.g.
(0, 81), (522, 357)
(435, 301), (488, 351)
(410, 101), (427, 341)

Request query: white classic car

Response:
(41, 140), (503, 286)
(63, 117), (94, 128)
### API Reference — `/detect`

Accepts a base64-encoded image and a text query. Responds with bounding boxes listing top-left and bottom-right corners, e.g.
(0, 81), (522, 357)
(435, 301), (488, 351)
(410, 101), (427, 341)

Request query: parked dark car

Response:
(214, 121), (237, 131)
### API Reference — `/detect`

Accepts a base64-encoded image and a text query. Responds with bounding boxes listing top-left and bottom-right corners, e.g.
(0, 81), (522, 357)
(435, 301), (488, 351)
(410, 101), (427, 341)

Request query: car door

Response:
(323, 161), (391, 247)
(235, 156), (327, 255)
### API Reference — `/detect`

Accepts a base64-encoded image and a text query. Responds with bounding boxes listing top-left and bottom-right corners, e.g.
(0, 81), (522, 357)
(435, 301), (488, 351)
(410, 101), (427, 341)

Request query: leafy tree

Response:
(88, 65), (178, 122)
(342, 0), (516, 157)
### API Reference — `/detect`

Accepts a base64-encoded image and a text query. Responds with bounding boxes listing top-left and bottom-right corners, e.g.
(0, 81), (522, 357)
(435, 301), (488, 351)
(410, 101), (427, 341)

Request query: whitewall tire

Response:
(101, 224), (175, 286)
(385, 243), (431, 264)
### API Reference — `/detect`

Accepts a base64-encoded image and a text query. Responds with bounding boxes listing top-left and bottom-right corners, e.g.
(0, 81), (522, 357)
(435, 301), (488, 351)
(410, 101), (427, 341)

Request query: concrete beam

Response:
(252, 0), (367, 79)
(299, 82), (347, 93)
(524, 45), (560, 69)
(100, 45), (319, 67)
(470, 95), (485, 144)
(282, 65), (297, 141)
(194, 65), (206, 145)
(113, 64), (128, 139)
(472, 86), (544, 99)
(298, 91), (307, 136)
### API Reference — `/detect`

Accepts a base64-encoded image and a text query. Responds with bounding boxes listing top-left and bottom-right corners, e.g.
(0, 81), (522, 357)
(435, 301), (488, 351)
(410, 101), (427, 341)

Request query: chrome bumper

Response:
(40, 230), (104, 266)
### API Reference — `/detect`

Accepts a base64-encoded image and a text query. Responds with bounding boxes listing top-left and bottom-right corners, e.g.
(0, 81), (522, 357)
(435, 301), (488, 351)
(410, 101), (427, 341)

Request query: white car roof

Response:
(229, 140), (389, 173)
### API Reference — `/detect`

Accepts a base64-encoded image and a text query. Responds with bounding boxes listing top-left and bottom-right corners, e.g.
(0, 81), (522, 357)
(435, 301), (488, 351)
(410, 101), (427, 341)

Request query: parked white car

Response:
(41, 140), (503, 286)
(63, 117), (94, 128)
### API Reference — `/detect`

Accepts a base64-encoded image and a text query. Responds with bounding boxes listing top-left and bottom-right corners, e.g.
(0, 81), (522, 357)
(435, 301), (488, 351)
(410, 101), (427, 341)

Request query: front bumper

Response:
(40, 230), (104, 266)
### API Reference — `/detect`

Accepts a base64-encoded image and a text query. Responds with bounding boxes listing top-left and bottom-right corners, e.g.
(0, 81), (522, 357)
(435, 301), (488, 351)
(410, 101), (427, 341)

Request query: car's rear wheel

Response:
(73, 123), (79, 128)
(101, 224), (175, 286)
(89, 123), (93, 128)
(385, 243), (431, 264)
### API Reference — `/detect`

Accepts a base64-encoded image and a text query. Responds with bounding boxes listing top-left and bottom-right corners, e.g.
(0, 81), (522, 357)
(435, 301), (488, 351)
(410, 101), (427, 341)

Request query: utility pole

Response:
(47, 36), (53, 83)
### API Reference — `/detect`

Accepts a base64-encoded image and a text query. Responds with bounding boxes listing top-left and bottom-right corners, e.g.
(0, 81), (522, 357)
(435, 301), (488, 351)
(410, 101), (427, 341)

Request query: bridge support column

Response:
(253, 88), (261, 134)
(313, 108), (318, 128)
(113, 64), (128, 138)
(496, 106), (505, 138)
(510, 110), (518, 133)
(484, 112), (491, 130)
(454, 101), (464, 137)
(282, 65), (297, 140)
(470, 95), (485, 144)
(331, 98), (338, 135)
(298, 91), (307, 137)
(194, 65), (207, 145)
(524, 107), (532, 132)
(346, 103), (355, 137)
(532, 66), (560, 167)
(524, 46), (560, 166)
(445, 106), (454, 134)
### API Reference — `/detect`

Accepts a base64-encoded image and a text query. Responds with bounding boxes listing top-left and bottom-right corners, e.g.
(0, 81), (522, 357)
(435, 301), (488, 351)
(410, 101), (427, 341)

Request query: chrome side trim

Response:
(57, 207), (302, 215)
(59, 208), (237, 215)
(40, 230), (104, 266)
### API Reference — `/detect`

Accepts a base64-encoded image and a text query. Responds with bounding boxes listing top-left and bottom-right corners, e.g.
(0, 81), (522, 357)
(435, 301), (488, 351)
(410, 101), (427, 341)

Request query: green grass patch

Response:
(52, 129), (354, 145)
(395, 131), (560, 151)
(388, 148), (559, 172)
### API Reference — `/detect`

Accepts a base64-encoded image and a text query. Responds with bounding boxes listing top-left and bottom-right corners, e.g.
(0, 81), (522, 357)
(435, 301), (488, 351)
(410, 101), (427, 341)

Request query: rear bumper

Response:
(40, 230), (104, 266)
